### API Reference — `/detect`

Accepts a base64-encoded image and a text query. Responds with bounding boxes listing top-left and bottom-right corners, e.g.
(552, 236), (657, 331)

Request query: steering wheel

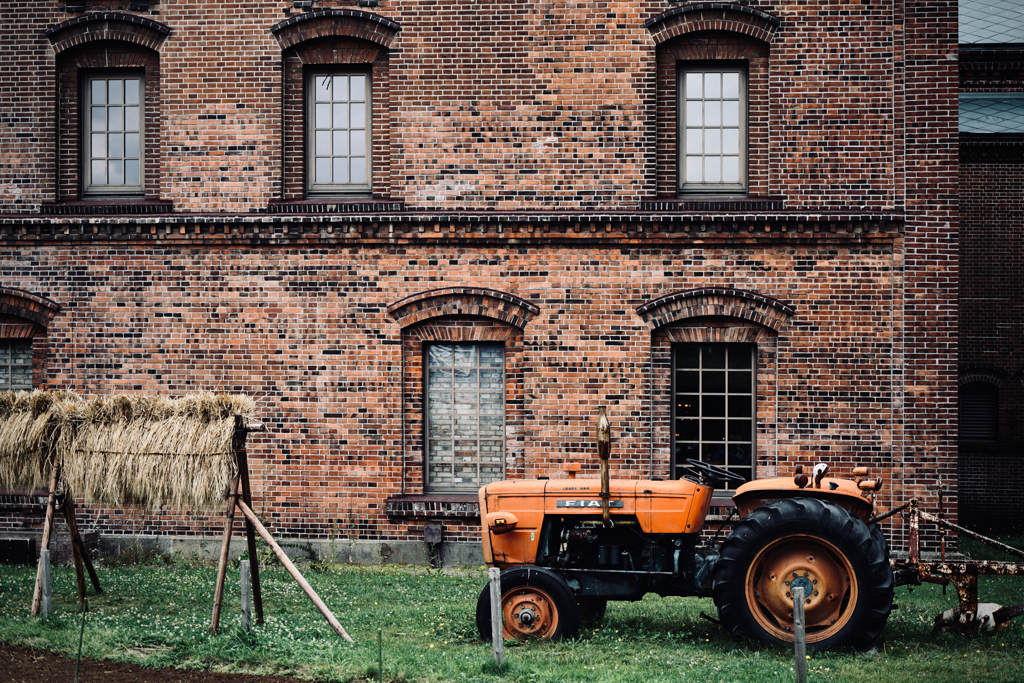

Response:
(682, 458), (747, 486)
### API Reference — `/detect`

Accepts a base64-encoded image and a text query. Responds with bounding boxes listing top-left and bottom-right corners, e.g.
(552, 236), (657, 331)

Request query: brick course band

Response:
(0, 287), (61, 329)
(645, 3), (781, 45)
(388, 287), (539, 329)
(270, 9), (401, 50)
(44, 12), (171, 55)
(959, 367), (1005, 387)
(637, 287), (794, 331)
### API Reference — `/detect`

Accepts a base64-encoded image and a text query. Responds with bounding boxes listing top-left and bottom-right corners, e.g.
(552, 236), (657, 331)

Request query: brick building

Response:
(0, 0), (958, 561)
(957, 0), (1024, 533)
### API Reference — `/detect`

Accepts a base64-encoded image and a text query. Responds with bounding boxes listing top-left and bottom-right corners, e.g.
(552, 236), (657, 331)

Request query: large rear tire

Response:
(712, 498), (893, 651)
(476, 566), (580, 641)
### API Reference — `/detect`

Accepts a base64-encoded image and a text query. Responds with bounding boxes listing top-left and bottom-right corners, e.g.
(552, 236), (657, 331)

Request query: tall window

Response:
(680, 67), (747, 194)
(425, 343), (504, 492)
(0, 340), (33, 391)
(960, 382), (998, 442)
(307, 70), (370, 195)
(673, 344), (754, 484)
(83, 75), (143, 196)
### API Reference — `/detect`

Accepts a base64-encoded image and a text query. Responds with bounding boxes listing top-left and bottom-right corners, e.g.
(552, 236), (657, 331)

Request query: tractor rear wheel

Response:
(713, 498), (893, 650)
(476, 566), (580, 641)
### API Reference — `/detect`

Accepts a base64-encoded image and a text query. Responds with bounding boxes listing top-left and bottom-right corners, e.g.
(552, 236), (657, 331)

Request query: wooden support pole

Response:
(75, 529), (102, 594)
(210, 474), (241, 634)
(235, 498), (354, 643)
(235, 415), (264, 625)
(32, 464), (60, 616)
(39, 549), (52, 620)
(489, 567), (504, 668)
(63, 494), (87, 606)
(240, 559), (252, 632)
(793, 586), (807, 683)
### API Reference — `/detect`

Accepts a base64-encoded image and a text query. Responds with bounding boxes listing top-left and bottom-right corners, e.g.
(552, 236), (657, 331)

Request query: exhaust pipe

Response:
(597, 407), (611, 527)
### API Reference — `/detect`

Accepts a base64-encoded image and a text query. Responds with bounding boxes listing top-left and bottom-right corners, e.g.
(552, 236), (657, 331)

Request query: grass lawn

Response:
(1, 539), (1022, 683)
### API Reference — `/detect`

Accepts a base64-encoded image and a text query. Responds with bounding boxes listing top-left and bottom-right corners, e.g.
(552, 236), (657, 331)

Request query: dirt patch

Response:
(1, 644), (325, 683)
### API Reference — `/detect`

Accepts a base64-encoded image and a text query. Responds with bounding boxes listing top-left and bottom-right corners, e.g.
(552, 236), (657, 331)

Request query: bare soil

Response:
(1, 644), (325, 683)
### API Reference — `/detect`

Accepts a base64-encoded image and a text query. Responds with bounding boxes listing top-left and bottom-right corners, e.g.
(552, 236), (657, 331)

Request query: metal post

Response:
(489, 567), (504, 668)
(240, 559), (252, 632)
(39, 549), (52, 620)
(793, 586), (807, 683)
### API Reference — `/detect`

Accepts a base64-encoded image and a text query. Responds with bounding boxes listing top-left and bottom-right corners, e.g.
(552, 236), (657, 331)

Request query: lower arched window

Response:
(960, 381), (998, 442)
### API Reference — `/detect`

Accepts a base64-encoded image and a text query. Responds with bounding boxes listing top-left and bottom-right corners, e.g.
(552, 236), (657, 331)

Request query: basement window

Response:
(0, 340), (33, 391)
(960, 382), (998, 442)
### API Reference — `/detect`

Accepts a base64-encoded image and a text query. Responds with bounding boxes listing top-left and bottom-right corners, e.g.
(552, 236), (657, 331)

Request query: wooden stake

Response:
(489, 567), (504, 668)
(39, 549), (52, 620)
(210, 474), (240, 634)
(32, 464), (60, 615)
(63, 494), (87, 606)
(74, 529), (102, 594)
(793, 586), (807, 683)
(235, 416), (264, 625)
(240, 559), (252, 632)
(235, 498), (354, 643)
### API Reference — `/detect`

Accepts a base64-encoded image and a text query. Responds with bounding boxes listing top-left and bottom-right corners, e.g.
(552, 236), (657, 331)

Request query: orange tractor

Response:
(475, 410), (892, 650)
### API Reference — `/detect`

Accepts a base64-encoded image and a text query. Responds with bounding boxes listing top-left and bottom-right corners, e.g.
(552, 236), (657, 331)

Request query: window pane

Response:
(704, 420), (726, 442)
(125, 133), (140, 157)
(92, 107), (106, 132)
(703, 345), (726, 369)
(12, 343), (31, 365)
(333, 157), (347, 183)
(705, 72), (721, 99)
(109, 80), (123, 104)
(678, 418), (699, 441)
(723, 101), (740, 127)
(685, 72), (702, 99)
(0, 367), (8, 388)
(315, 75), (330, 101)
(480, 345), (503, 367)
(351, 75), (366, 101)
(315, 103), (331, 129)
(315, 157), (331, 183)
(333, 130), (348, 156)
(685, 156), (702, 182)
(728, 419), (751, 442)
(702, 443), (726, 466)
(686, 129), (702, 154)
(454, 345), (477, 366)
(125, 159), (139, 185)
(677, 395), (698, 417)
(705, 128), (721, 155)
(703, 395), (725, 417)
(92, 133), (106, 159)
(125, 79), (139, 105)
(91, 80), (106, 105)
(453, 367), (476, 389)
(728, 395), (752, 418)
(723, 129), (740, 155)
(704, 371), (725, 392)
(705, 156), (721, 182)
(728, 370), (751, 393)
(351, 129), (366, 155)
(705, 101), (721, 127)
(351, 102), (366, 128)
(108, 159), (123, 184)
(723, 157), (740, 183)
(333, 75), (348, 101)
(108, 133), (123, 157)
(676, 346), (700, 368)
(109, 107), (123, 131)
(479, 368), (502, 390)
(428, 345), (453, 367)
(92, 160), (106, 184)
(351, 158), (366, 183)
(333, 102), (348, 129)
(428, 367), (452, 389)
(686, 101), (702, 127)
(728, 443), (752, 466)
(316, 130), (331, 155)
(125, 106), (140, 131)
(723, 72), (740, 98)
(677, 370), (699, 392)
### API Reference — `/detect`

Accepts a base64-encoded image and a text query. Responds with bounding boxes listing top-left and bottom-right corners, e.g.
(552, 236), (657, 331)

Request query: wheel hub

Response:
(501, 588), (559, 639)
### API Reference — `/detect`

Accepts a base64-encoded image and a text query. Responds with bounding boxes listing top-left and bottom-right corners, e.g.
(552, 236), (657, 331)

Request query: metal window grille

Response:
(308, 71), (371, 194)
(960, 382), (998, 442)
(672, 344), (755, 485)
(680, 67), (747, 194)
(425, 343), (505, 492)
(0, 341), (33, 391)
(84, 76), (143, 195)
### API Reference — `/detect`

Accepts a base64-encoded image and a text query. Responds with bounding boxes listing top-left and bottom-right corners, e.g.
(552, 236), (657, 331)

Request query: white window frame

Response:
(671, 343), (756, 487)
(678, 64), (748, 195)
(306, 68), (372, 196)
(82, 73), (145, 197)
(424, 342), (505, 493)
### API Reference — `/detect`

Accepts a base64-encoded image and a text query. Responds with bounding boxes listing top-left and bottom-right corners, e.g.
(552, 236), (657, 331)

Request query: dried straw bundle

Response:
(0, 390), (81, 492)
(58, 393), (258, 510)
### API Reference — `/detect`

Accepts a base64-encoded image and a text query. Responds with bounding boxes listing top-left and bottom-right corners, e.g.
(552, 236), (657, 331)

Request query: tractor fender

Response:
(732, 476), (874, 522)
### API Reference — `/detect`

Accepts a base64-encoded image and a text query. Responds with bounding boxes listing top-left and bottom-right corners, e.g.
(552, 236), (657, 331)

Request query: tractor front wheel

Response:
(712, 498), (893, 651)
(476, 566), (579, 641)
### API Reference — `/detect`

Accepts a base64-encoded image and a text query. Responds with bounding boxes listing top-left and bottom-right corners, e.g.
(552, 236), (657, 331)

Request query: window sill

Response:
(267, 198), (405, 214)
(39, 200), (173, 215)
(640, 196), (786, 212)
(384, 494), (480, 519)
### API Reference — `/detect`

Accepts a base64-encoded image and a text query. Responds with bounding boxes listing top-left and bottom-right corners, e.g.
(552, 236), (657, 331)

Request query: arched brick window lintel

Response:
(388, 288), (539, 330)
(44, 13), (171, 55)
(271, 10), (401, 51)
(645, 3), (781, 45)
(0, 287), (60, 330)
(637, 287), (794, 332)
(959, 366), (1004, 387)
